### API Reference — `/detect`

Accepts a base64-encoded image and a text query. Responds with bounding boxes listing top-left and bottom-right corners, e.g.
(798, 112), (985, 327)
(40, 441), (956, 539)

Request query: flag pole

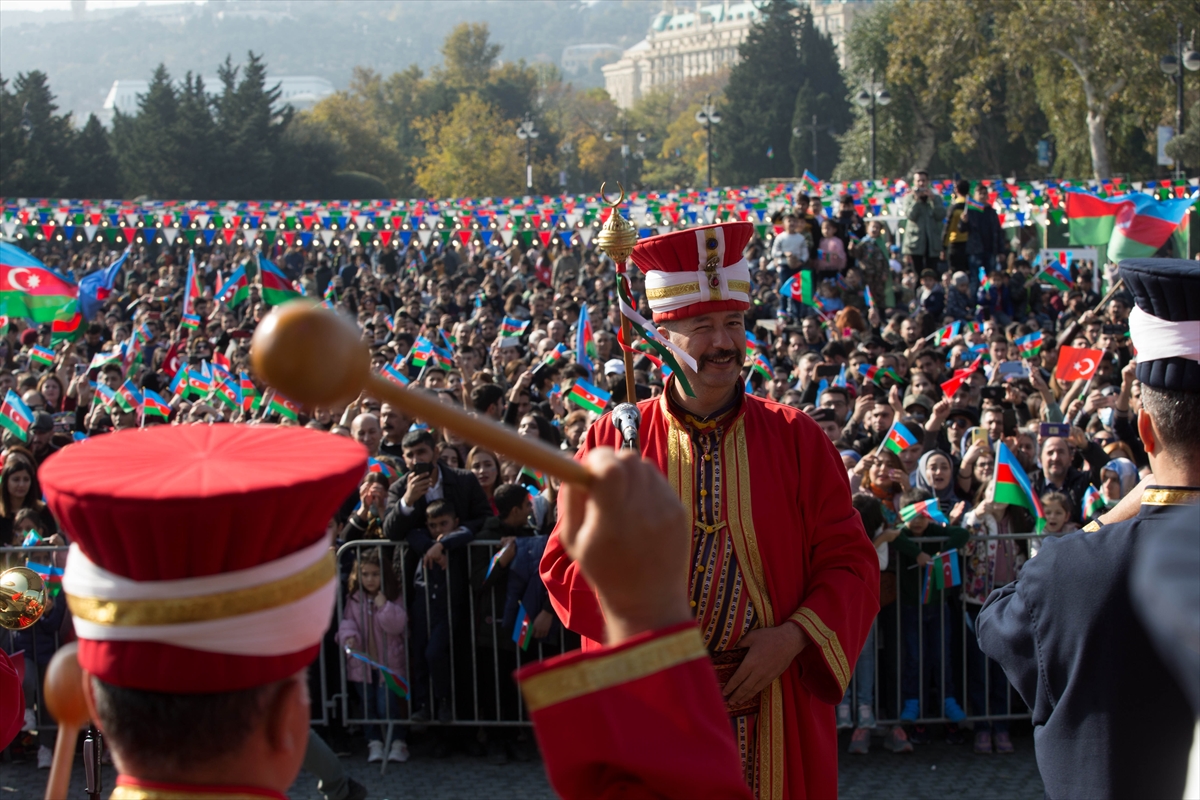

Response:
(594, 182), (639, 407)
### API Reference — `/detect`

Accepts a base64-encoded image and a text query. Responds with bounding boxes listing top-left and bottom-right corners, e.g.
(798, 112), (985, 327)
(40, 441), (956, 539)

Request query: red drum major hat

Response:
(630, 221), (755, 322)
(39, 425), (365, 693)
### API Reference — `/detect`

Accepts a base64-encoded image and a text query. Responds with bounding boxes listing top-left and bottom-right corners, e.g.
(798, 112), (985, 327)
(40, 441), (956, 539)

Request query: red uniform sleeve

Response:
(517, 623), (751, 800)
(541, 423), (609, 646)
(0, 649), (24, 751)
(785, 424), (881, 704)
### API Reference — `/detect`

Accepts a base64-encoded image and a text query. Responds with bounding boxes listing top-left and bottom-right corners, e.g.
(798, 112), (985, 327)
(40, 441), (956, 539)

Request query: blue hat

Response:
(1118, 258), (1200, 392)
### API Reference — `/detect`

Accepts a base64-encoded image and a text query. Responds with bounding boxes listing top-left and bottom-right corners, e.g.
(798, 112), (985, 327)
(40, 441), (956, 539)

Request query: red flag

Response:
(1055, 345), (1105, 382)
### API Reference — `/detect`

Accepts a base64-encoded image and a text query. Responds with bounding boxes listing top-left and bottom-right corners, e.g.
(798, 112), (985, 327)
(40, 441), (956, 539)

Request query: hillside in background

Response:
(0, 0), (652, 124)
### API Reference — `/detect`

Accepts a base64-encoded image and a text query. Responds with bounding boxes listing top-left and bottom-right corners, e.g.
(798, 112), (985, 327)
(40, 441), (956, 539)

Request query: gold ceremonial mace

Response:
(594, 183), (639, 406)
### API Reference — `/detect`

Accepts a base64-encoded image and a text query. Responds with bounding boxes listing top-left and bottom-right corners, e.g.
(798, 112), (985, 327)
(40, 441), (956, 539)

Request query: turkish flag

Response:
(1055, 345), (1105, 382)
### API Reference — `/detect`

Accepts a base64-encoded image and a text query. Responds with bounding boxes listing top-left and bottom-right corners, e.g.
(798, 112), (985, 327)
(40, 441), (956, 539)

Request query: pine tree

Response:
(5, 71), (74, 196)
(213, 53), (288, 198)
(789, 6), (852, 180)
(175, 73), (218, 197)
(68, 114), (119, 198)
(714, 0), (804, 185)
(113, 64), (183, 197)
(0, 78), (23, 193)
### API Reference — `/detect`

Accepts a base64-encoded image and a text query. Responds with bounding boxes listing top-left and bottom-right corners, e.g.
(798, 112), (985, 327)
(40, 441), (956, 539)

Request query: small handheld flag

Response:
(343, 647), (409, 698)
(512, 602), (533, 651)
(566, 379), (611, 413)
(499, 316), (530, 338)
(900, 499), (950, 525)
(0, 389), (34, 442)
(1014, 331), (1044, 359)
(880, 421), (919, 455)
(1082, 485), (1106, 519)
(992, 441), (1046, 533)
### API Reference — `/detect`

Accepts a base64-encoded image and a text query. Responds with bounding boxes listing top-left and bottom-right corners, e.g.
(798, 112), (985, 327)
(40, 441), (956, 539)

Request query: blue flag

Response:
(78, 246), (129, 323)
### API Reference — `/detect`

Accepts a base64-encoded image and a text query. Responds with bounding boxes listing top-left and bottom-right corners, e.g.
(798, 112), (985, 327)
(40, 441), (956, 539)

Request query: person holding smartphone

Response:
(900, 170), (946, 276)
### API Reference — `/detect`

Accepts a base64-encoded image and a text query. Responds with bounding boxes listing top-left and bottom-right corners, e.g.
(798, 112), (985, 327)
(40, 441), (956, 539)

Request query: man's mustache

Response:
(698, 349), (744, 370)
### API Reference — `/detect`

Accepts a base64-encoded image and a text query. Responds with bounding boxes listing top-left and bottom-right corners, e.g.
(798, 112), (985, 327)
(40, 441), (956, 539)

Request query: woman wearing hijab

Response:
(1099, 457), (1140, 506)
(914, 450), (969, 524)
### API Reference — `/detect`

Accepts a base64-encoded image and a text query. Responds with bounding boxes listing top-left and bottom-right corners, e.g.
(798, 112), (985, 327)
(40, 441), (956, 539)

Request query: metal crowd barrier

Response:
(3, 532), (1040, 764)
(844, 533), (1040, 729)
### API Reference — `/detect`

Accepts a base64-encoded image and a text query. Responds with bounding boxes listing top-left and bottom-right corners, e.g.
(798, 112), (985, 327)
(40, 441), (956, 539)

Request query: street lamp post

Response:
(853, 68), (891, 181)
(695, 94), (722, 189)
(516, 113), (539, 192)
(604, 122), (647, 189)
(792, 114), (838, 178)
(1159, 24), (1200, 180)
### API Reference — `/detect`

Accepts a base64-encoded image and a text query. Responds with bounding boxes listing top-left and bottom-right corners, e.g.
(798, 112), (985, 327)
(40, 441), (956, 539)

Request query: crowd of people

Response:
(0, 170), (1188, 775)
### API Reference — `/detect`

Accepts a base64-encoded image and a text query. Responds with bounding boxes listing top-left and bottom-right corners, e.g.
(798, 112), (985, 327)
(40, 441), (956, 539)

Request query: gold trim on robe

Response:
(790, 607), (851, 694)
(520, 627), (709, 713)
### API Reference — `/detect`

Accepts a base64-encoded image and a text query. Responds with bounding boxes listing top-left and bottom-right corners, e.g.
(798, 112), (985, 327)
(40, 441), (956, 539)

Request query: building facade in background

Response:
(603, 0), (873, 109)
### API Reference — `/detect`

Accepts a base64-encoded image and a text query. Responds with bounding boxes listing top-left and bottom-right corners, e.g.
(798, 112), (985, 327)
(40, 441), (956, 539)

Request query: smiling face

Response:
(658, 310), (747, 397)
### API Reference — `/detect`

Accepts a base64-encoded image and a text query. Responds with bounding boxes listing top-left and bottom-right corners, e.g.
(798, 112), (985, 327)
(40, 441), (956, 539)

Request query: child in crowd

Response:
(1040, 491), (1079, 536)
(816, 218), (847, 273)
(337, 547), (409, 764)
(10, 521), (68, 769)
(893, 488), (970, 747)
(962, 482), (1032, 754)
(838, 495), (900, 754)
(406, 499), (473, 726)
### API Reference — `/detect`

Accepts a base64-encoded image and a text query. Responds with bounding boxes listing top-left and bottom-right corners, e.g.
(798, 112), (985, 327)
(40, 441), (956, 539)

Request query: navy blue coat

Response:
(977, 494), (1198, 800)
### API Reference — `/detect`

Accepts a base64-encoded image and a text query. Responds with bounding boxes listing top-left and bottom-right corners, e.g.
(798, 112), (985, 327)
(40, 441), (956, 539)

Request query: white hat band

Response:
(1129, 305), (1200, 363)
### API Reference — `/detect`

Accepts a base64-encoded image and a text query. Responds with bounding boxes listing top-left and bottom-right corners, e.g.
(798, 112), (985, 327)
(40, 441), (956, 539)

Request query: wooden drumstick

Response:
(250, 302), (593, 488)
(43, 641), (87, 800)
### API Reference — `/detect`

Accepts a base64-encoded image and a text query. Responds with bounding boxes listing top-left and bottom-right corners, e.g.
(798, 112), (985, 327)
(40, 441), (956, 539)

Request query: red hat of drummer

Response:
(630, 221), (755, 322)
(40, 425), (366, 693)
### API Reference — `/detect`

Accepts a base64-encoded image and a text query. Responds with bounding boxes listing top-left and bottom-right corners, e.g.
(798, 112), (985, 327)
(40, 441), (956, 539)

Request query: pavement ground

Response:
(0, 725), (1044, 799)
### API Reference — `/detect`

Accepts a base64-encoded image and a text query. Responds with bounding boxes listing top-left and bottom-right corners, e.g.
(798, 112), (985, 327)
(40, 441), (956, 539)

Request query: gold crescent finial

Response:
(600, 181), (626, 208)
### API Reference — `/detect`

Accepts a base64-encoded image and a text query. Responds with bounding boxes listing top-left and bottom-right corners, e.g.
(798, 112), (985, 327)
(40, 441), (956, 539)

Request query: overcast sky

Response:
(0, 0), (205, 11)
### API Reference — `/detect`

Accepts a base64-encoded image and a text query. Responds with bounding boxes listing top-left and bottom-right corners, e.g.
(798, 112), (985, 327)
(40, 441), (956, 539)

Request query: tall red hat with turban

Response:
(630, 221), (755, 323)
(40, 425), (365, 693)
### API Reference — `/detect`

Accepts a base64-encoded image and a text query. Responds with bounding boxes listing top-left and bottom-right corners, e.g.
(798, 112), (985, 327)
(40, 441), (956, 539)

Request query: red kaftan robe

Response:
(541, 384), (880, 800)
(518, 621), (753, 800)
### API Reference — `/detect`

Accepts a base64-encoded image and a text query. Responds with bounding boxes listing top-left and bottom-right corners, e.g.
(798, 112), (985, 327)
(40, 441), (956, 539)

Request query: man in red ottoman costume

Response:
(41, 425), (365, 800)
(542, 222), (880, 798)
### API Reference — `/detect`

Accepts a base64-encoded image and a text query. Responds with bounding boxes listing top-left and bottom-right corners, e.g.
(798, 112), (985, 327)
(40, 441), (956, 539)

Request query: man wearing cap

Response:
(542, 222), (879, 798)
(42, 426), (366, 800)
(29, 411), (59, 465)
(977, 258), (1200, 799)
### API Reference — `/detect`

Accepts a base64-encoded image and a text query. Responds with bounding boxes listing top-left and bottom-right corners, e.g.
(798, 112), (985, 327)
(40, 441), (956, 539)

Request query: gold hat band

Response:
(645, 279), (750, 301)
(67, 551), (335, 628)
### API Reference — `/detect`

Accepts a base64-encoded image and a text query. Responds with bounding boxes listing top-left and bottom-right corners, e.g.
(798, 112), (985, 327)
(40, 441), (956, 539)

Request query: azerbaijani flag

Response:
(751, 353), (774, 379)
(800, 170), (820, 193)
(920, 551), (962, 604)
(575, 304), (595, 376)
(28, 344), (55, 368)
(543, 342), (569, 367)
(1038, 255), (1072, 291)
(965, 197), (986, 212)
(343, 647), (408, 699)
(500, 316), (529, 338)
(859, 363), (904, 387)
(142, 388), (171, 419)
(1082, 485), (1106, 519)
(212, 374), (241, 411)
(216, 264), (250, 307)
(780, 272), (814, 306)
(258, 256), (301, 306)
(1065, 191), (1122, 246)
(931, 322), (961, 346)
(382, 363), (410, 386)
(1014, 331), (1044, 358)
(268, 392), (300, 421)
(900, 499), (949, 525)
(180, 313), (201, 331)
(181, 251), (202, 317)
(26, 561), (64, 596)
(992, 441), (1046, 533)
(1107, 194), (1195, 263)
(0, 242), (78, 322)
(115, 379), (142, 414)
(51, 308), (83, 345)
(512, 602), (533, 651)
(567, 378), (610, 413)
(239, 372), (260, 413)
(881, 421), (919, 455)
(367, 457), (396, 478)
(0, 389), (34, 442)
(863, 285), (874, 309)
(521, 466), (546, 490)
(409, 337), (433, 368)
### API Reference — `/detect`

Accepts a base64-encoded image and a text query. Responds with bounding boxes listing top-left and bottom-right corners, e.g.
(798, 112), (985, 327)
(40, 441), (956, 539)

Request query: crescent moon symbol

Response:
(6, 267), (30, 292)
(1078, 358), (1095, 374)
